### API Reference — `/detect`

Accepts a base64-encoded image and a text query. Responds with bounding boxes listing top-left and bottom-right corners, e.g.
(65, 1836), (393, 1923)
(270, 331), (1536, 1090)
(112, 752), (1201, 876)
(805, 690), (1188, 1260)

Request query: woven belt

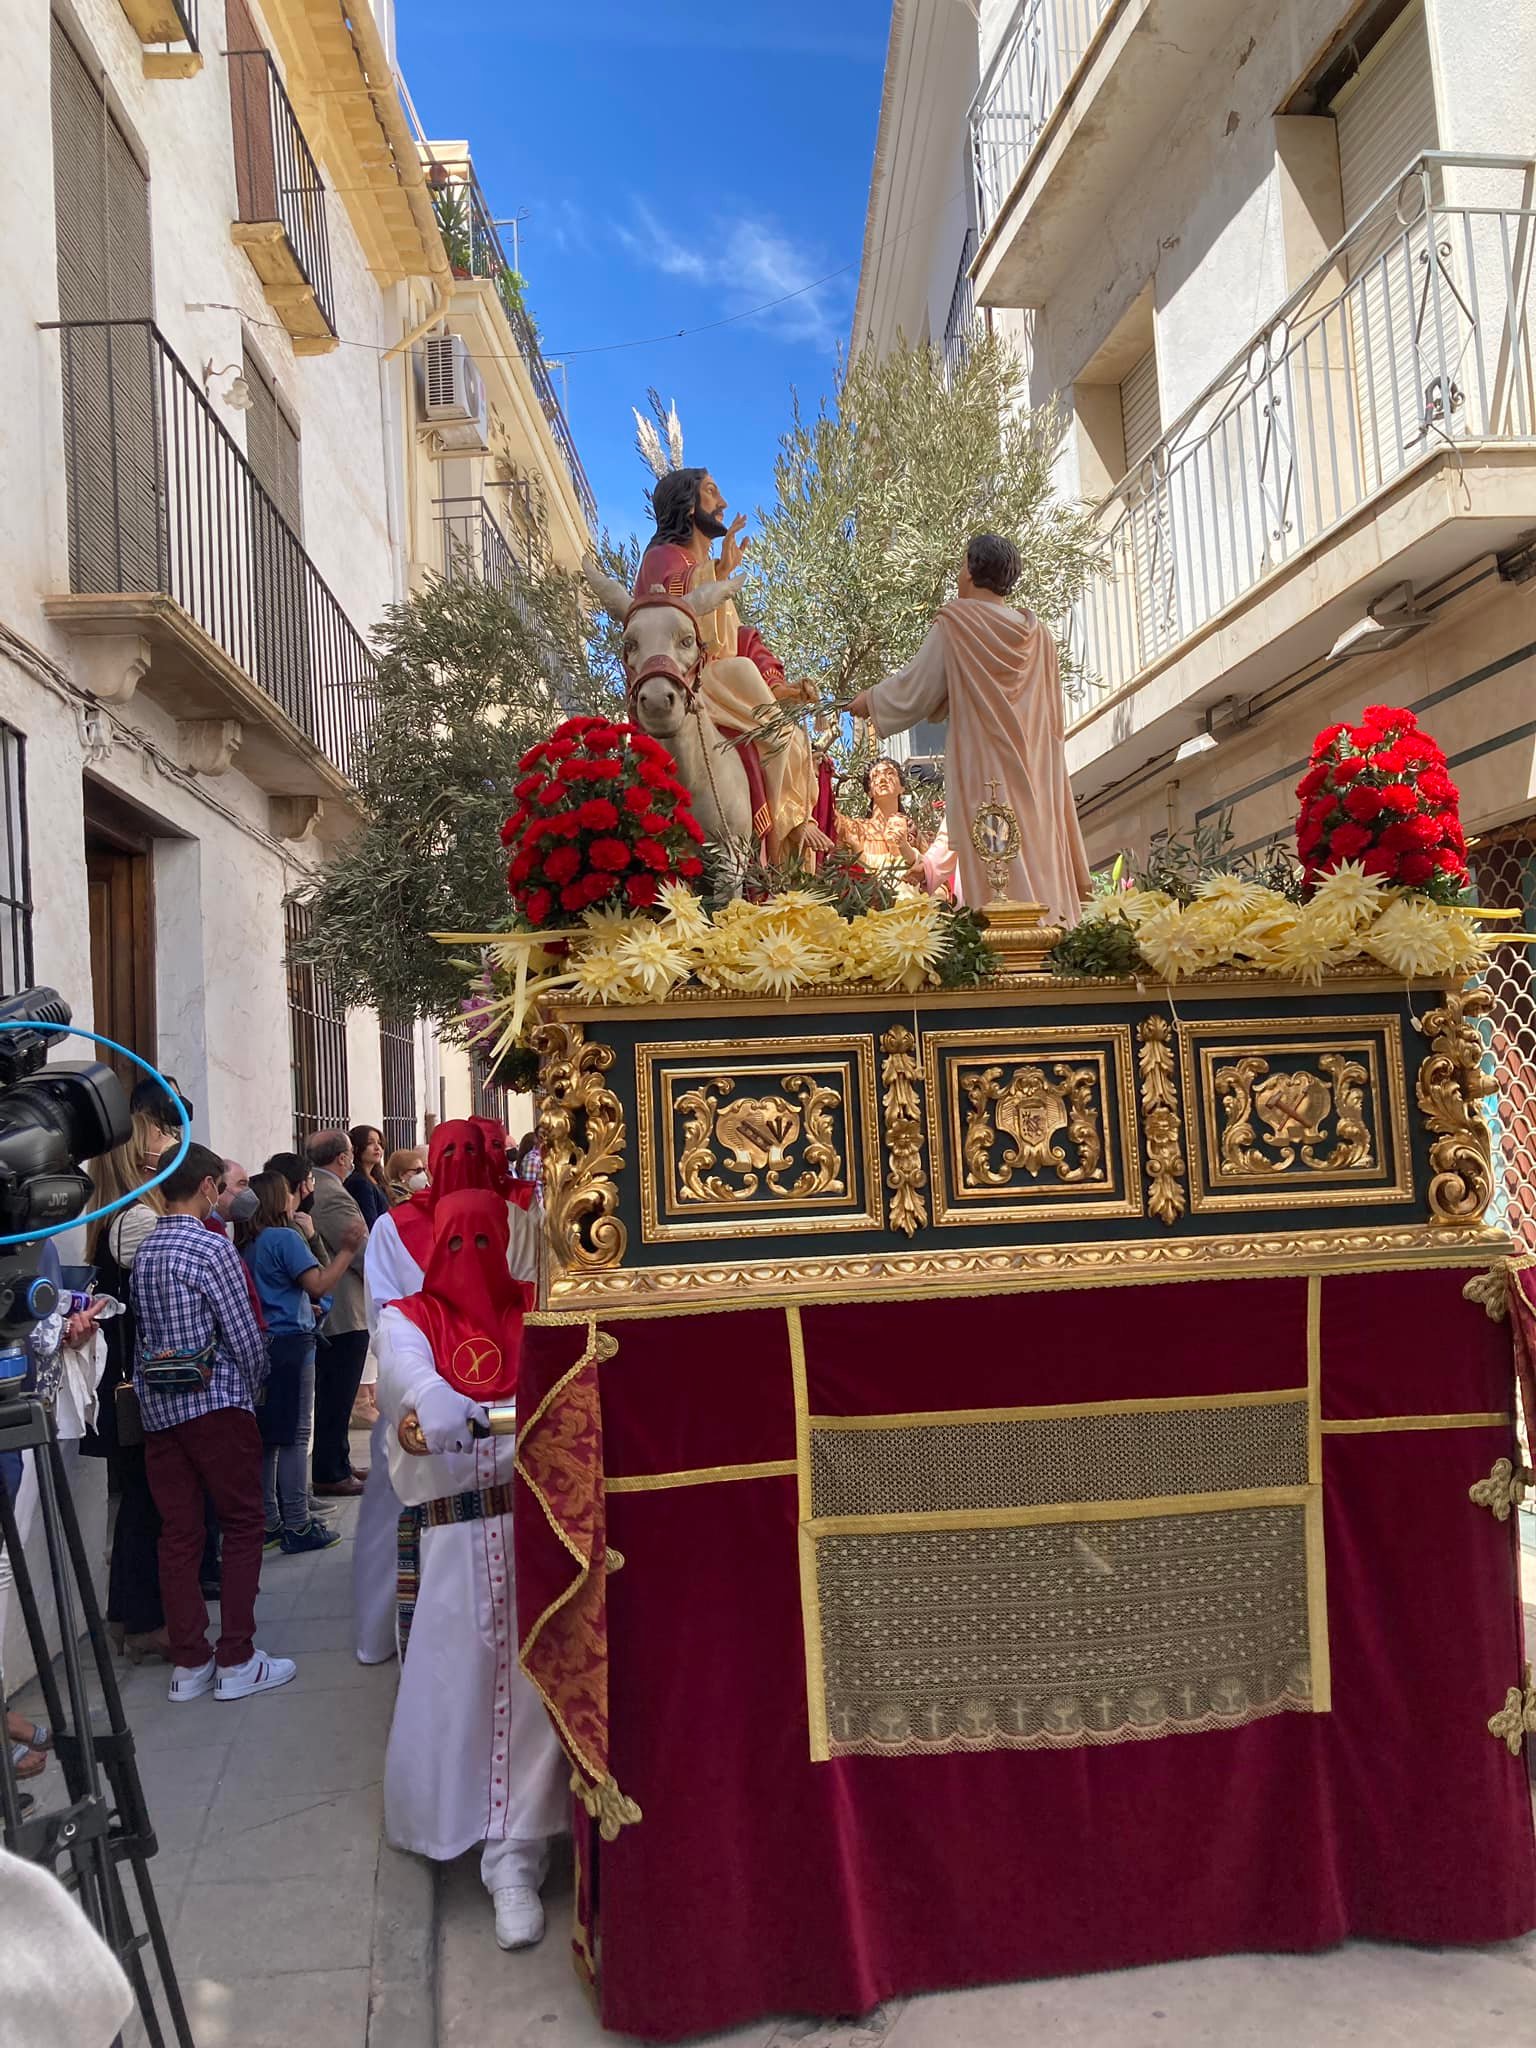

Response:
(395, 1482), (515, 1660)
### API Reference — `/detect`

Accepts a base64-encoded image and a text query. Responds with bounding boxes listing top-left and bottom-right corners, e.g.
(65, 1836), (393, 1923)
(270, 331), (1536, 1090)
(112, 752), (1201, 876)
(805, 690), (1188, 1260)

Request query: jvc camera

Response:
(0, 988), (132, 1387)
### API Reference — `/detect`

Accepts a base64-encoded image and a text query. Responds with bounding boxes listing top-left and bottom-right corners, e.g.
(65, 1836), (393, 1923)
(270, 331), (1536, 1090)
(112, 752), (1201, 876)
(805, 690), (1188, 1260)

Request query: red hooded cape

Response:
(395, 1189), (525, 1401)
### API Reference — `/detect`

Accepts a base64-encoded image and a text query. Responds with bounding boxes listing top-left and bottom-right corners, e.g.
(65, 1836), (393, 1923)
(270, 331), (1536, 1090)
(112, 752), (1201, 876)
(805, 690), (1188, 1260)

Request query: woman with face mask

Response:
(384, 1149), (427, 1206)
(374, 1190), (564, 1951)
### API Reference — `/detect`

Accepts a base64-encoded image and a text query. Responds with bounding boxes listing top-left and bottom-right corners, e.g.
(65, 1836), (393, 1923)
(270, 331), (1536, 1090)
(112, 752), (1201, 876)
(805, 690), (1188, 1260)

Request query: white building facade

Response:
(856, 0), (1536, 1238)
(1, 0), (597, 1163)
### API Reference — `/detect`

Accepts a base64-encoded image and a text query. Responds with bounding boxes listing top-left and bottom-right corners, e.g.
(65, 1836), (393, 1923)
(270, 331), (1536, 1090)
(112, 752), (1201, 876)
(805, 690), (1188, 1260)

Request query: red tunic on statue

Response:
(634, 543), (786, 692)
(634, 541), (776, 846)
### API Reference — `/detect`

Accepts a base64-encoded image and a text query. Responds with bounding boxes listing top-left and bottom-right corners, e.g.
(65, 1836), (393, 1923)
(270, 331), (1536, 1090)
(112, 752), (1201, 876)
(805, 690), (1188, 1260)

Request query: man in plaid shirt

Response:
(132, 1142), (297, 1702)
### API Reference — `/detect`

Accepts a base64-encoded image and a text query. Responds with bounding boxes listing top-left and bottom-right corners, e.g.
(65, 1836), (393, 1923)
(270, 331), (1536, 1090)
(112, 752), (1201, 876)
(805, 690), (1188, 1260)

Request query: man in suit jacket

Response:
(306, 1132), (372, 1495)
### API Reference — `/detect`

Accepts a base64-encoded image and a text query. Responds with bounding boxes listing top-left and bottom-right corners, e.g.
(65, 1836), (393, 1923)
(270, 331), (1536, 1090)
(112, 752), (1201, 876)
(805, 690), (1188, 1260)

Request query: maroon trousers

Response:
(143, 1405), (265, 1670)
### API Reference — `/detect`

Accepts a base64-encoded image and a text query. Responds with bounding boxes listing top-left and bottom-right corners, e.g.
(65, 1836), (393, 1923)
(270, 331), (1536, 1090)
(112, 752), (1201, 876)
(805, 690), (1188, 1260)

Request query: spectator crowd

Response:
(51, 1098), (533, 1706)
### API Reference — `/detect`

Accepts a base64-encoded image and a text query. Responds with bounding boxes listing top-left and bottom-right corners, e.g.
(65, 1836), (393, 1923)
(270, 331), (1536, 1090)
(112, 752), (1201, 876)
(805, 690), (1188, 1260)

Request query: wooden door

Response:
(85, 839), (155, 1088)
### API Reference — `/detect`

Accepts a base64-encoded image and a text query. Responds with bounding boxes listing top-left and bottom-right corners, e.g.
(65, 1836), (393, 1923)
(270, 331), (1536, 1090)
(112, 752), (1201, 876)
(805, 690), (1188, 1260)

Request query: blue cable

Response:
(0, 1023), (192, 1247)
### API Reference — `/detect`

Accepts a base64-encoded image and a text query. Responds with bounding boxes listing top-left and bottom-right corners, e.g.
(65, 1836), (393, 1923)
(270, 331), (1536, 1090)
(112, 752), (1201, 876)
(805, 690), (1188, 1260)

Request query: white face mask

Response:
(405, 1171), (429, 1191)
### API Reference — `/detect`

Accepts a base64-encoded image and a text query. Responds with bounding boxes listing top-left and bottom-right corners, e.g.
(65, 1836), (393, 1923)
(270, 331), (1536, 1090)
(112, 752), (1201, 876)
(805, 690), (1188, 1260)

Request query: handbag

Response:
(113, 1380), (144, 1449)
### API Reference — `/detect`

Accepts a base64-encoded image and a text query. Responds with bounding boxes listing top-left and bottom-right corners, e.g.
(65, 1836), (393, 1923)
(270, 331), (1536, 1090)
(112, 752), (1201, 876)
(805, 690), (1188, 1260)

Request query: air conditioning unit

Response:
(420, 333), (489, 453)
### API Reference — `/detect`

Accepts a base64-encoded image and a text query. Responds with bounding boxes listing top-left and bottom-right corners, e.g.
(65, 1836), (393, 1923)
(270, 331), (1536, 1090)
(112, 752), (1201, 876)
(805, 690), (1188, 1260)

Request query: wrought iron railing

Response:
(426, 157), (598, 530)
(436, 495), (533, 597)
(54, 320), (375, 780)
(969, 0), (1114, 235)
(1066, 155), (1536, 724)
(163, 0), (198, 49)
(228, 49), (335, 338)
(942, 228), (980, 383)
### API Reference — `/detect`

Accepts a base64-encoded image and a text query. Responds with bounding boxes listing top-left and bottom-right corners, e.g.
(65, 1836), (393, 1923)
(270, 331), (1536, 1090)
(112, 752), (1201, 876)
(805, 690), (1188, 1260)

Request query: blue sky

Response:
(395, 0), (890, 546)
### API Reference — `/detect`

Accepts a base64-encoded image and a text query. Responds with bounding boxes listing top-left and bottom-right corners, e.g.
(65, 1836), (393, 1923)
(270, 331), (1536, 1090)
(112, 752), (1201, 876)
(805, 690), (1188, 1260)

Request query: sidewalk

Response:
(10, 1489), (431, 2048)
(9, 1503), (1536, 2047)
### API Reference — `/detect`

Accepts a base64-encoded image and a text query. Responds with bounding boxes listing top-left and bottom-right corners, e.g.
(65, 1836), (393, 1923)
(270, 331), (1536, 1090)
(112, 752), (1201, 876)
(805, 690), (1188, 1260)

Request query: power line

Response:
(183, 182), (968, 369)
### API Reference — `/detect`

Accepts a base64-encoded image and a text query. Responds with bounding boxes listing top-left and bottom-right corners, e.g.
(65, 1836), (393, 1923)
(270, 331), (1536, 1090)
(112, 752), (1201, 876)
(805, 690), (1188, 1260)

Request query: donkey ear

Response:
(686, 574), (744, 619)
(582, 557), (634, 621)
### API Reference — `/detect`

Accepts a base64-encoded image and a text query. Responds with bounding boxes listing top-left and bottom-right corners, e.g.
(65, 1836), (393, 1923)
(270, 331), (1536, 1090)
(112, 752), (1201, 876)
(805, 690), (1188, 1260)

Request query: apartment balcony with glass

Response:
(45, 319), (375, 797)
(426, 154), (598, 532)
(1064, 155), (1536, 778)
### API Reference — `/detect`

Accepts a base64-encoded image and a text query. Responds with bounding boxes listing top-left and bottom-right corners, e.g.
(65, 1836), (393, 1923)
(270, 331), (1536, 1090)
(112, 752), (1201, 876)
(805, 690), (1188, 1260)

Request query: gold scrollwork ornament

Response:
(675, 1074), (845, 1203)
(879, 1025), (928, 1237)
(533, 1022), (628, 1270)
(1214, 1054), (1374, 1177)
(1417, 990), (1496, 1226)
(1137, 1016), (1186, 1226)
(962, 1062), (1103, 1189)
(1486, 1662), (1536, 1757)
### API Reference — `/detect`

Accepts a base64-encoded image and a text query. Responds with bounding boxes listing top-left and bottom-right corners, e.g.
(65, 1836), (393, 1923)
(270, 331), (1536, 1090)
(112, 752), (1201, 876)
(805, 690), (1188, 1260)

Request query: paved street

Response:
(11, 1492), (1536, 2047)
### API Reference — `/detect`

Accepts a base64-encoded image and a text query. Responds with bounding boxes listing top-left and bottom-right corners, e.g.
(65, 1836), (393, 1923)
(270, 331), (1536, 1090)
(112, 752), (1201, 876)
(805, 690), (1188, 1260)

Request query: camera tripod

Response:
(0, 1394), (194, 2047)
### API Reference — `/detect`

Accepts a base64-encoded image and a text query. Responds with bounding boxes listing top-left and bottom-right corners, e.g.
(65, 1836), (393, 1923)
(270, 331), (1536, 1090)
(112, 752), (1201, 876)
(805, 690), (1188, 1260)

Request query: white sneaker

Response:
(214, 1650), (297, 1701)
(493, 1886), (545, 1950)
(167, 1658), (216, 1703)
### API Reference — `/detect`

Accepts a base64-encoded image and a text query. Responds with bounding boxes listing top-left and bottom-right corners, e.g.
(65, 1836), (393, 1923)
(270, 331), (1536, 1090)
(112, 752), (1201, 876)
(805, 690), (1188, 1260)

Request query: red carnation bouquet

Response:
(500, 716), (707, 928)
(1295, 705), (1467, 900)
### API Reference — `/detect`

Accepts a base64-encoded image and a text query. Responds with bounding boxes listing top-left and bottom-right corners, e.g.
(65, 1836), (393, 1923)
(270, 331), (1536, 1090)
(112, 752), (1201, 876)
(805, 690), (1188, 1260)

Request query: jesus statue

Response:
(634, 468), (828, 861)
(848, 534), (1091, 926)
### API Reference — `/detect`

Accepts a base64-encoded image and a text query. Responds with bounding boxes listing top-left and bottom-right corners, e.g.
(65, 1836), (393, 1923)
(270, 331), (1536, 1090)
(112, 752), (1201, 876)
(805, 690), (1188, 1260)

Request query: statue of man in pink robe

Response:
(849, 535), (1091, 926)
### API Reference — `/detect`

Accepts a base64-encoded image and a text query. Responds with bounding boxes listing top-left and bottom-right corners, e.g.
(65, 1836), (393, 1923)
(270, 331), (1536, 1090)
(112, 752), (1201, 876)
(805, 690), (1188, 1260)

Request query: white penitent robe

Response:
(375, 1308), (567, 1876)
(354, 1204), (542, 1668)
(866, 597), (1092, 925)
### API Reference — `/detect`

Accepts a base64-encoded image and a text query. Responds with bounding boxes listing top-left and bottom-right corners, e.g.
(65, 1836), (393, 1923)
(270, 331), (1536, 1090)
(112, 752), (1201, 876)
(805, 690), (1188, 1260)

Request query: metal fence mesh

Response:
(1471, 828), (1536, 1502)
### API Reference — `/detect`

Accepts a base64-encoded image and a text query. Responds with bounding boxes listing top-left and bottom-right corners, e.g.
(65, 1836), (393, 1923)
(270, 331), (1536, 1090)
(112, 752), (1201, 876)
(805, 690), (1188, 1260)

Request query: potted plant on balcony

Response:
(430, 179), (474, 278)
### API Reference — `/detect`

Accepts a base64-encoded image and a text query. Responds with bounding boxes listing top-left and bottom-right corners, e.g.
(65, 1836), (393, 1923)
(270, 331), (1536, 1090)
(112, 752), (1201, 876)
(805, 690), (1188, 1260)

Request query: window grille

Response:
(380, 1012), (418, 1153)
(471, 1062), (509, 1128)
(0, 726), (33, 997)
(284, 899), (348, 1143)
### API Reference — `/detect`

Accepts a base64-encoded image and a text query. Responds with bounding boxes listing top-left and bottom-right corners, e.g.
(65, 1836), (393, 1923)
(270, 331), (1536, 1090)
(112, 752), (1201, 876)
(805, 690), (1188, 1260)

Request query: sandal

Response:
(10, 1744), (46, 1781)
(6, 1716), (50, 1753)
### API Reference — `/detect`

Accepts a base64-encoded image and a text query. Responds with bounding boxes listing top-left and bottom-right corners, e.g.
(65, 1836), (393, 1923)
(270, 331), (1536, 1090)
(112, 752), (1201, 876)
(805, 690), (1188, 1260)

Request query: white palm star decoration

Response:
(632, 391), (685, 480)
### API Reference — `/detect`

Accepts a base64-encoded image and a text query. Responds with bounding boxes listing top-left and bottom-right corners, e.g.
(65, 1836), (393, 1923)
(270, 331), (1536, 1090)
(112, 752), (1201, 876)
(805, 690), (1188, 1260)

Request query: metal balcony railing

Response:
(228, 48), (336, 338)
(1066, 155), (1536, 724)
(54, 320), (375, 780)
(437, 495), (533, 598)
(426, 157), (598, 531)
(969, 0), (1114, 236)
(942, 228), (980, 384)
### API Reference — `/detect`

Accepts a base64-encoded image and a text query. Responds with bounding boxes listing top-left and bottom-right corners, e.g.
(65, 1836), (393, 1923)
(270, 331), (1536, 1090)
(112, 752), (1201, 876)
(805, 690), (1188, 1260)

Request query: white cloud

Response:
(617, 202), (850, 352)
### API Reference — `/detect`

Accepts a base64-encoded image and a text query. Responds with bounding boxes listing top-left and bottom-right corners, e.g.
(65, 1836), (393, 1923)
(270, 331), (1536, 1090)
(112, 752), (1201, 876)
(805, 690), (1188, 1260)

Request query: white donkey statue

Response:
(583, 562), (754, 898)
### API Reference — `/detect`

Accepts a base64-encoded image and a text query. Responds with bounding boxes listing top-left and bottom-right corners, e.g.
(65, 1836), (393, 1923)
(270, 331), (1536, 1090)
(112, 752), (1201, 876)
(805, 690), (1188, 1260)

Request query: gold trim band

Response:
(805, 1484), (1311, 1541)
(807, 1387), (1308, 1432)
(605, 1459), (795, 1494)
(544, 1224), (1512, 1315)
(1321, 1411), (1513, 1435)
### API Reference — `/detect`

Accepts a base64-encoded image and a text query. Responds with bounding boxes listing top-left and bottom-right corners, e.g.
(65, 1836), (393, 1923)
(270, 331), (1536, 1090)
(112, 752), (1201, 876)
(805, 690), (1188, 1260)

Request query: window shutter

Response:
(1119, 349), (1162, 473)
(51, 19), (158, 595)
(1334, 4), (1438, 234)
(1333, 2), (1441, 490)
